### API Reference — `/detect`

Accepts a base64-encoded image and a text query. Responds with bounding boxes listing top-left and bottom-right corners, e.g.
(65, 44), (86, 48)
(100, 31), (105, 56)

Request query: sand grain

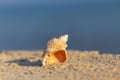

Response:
(0, 50), (120, 80)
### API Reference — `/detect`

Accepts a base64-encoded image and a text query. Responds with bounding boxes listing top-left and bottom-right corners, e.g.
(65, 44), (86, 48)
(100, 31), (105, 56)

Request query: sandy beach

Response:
(0, 50), (120, 80)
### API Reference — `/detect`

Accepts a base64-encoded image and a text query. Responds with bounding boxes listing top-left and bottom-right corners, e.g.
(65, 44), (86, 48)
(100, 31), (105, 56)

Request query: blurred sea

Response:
(0, 2), (120, 53)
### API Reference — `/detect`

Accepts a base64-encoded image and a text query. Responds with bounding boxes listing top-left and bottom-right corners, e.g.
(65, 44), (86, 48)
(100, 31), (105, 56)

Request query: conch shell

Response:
(42, 34), (68, 66)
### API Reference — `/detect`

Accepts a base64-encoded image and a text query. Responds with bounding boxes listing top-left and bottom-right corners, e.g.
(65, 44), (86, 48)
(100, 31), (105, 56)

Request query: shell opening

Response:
(53, 50), (67, 63)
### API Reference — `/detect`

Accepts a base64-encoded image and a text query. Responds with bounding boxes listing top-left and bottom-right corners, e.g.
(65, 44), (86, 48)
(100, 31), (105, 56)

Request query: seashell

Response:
(42, 34), (68, 66)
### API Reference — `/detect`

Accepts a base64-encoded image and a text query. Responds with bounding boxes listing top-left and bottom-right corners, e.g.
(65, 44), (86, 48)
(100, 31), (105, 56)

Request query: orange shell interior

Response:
(46, 50), (67, 65)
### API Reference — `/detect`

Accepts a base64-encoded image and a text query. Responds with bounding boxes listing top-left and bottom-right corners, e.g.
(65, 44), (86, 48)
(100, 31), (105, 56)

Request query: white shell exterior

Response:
(44, 34), (68, 53)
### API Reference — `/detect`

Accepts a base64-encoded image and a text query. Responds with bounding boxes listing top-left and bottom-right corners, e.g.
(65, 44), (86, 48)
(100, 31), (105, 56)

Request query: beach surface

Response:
(0, 50), (120, 80)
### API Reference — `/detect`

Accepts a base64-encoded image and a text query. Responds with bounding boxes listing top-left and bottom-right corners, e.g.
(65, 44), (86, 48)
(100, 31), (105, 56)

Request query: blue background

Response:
(0, 1), (120, 53)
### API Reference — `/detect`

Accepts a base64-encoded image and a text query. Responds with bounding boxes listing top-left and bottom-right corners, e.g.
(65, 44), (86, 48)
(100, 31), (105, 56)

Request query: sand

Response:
(0, 50), (120, 80)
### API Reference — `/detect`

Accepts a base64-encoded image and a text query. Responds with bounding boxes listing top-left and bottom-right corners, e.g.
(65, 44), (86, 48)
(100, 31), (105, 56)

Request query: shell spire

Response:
(42, 34), (68, 66)
(59, 34), (68, 43)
